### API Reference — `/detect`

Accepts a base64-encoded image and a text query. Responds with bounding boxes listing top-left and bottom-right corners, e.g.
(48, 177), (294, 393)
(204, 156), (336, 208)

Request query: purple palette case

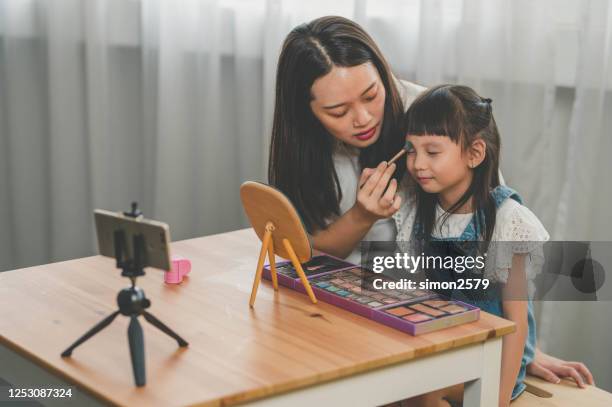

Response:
(264, 259), (479, 336)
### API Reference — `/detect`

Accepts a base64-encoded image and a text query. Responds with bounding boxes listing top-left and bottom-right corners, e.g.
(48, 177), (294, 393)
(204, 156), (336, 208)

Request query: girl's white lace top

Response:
(393, 193), (550, 286)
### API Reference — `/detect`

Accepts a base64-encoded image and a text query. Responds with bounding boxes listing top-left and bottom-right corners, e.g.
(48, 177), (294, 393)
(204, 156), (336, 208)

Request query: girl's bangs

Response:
(404, 88), (463, 142)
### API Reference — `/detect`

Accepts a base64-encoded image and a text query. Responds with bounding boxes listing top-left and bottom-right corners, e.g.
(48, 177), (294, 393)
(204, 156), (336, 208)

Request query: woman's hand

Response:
(353, 161), (402, 222)
(310, 161), (402, 259)
(527, 348), (595, 388)
(310, 161), (400, 259)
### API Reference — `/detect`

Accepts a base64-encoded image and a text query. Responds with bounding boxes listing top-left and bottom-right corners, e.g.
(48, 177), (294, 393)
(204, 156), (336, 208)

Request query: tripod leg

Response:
(142, 311), (189, 347)
(268, 237), (278, 290)
(283, 239), (317, 304)
(128, 316), (146, 387)
(61, 311), (121, 357)
(249, 227), (271, 307)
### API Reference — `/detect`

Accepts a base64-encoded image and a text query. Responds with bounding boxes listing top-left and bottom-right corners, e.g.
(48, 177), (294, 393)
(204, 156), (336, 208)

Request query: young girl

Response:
(393, 85), (549, 406)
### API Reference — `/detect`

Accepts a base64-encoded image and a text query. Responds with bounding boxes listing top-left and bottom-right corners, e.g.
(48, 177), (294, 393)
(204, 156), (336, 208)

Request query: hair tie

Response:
(479, 97), (493, 123)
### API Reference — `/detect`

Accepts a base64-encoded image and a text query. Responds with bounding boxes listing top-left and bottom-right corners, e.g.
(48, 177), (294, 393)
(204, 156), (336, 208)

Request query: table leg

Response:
(463, 336), (502, 407)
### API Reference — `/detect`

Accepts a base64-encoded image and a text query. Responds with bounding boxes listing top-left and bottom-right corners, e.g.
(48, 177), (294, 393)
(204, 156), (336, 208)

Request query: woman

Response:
(268, 15), (423, 264)
(267, 15), (594, 392)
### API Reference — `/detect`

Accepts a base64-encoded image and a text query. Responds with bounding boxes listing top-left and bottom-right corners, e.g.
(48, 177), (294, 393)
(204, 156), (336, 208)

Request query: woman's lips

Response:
(354, 125), (378, 141)
(416, 176), (433, 184)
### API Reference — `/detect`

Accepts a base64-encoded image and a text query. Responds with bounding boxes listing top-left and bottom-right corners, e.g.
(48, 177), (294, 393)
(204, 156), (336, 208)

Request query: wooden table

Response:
(0, 229), (514, 407)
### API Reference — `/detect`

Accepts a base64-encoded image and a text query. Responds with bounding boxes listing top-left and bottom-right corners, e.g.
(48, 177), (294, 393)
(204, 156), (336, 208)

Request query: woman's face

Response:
(310, 62), (386, 148)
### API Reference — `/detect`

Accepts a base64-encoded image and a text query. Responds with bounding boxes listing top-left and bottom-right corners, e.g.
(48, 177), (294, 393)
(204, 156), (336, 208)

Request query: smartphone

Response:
(94, 209), (172, 271)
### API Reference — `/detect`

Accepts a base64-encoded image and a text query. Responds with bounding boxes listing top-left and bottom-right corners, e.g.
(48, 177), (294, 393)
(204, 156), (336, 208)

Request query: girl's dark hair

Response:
(268, 16), (405, 233)
(403, 84), (501, 242)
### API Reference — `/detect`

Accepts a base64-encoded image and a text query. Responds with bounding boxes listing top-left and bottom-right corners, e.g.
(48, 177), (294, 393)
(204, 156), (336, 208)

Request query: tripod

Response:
(61, 204), (188, 387)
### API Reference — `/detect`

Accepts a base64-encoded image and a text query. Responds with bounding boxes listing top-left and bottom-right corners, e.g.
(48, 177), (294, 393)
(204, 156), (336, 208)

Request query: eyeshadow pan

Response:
(325, 286), (340, 292)
(355, 296), (373, 304)
(368, 301), (383, 307)
(396, 294), (413, 300)
(410, 304), (447, 317)
(423, 300), (450, 308)
(440, 304), (467, 314)
(336, 290), (350, 297)
(382, 298), (399, 304)
(385, 306), (415, 317)
(403, 313), (432, 322)
(315, 282), (330, 288)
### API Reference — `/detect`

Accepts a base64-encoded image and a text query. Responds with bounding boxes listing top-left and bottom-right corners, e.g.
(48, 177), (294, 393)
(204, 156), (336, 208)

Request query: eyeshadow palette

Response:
(263, 254), (356, 288)
(263, 259), (479, 336)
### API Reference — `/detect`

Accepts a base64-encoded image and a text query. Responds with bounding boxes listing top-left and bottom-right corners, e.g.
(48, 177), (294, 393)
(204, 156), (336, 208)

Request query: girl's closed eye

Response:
(405, 147), (438, 155)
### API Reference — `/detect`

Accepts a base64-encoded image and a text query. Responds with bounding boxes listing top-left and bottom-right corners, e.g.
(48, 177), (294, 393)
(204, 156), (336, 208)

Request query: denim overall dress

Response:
(413, 185), (535, 400)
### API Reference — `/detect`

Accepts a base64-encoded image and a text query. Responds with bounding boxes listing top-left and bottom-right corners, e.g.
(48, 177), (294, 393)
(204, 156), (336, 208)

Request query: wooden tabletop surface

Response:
(0, 228), (514, 407)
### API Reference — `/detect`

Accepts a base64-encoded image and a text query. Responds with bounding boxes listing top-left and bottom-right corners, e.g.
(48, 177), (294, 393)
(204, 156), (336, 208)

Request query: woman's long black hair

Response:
(268, 16), (405, 233)
(403, 85), (501, 242)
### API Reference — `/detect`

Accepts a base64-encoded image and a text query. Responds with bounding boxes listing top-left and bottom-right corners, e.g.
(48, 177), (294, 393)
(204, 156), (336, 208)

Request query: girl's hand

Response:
(354, 161), (402, 222)
(527, 349), (595, 388)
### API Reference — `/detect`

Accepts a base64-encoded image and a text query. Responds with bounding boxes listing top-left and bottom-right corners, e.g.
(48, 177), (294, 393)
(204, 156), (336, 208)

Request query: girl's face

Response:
(405, 134), (475, 204)
(310, 62), (386, 148)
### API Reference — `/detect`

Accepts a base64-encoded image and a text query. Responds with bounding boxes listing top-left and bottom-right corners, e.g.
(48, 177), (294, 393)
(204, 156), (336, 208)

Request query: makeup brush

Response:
(387, 140), (413, 166)
(358, 140), (414, 189)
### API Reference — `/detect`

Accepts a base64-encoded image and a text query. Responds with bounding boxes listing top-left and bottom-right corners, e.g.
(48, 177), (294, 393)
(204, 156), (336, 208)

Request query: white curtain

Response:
(539, 0), (612, 394)
(1, 0), (611, 389)
(0, 0), (273, 270)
